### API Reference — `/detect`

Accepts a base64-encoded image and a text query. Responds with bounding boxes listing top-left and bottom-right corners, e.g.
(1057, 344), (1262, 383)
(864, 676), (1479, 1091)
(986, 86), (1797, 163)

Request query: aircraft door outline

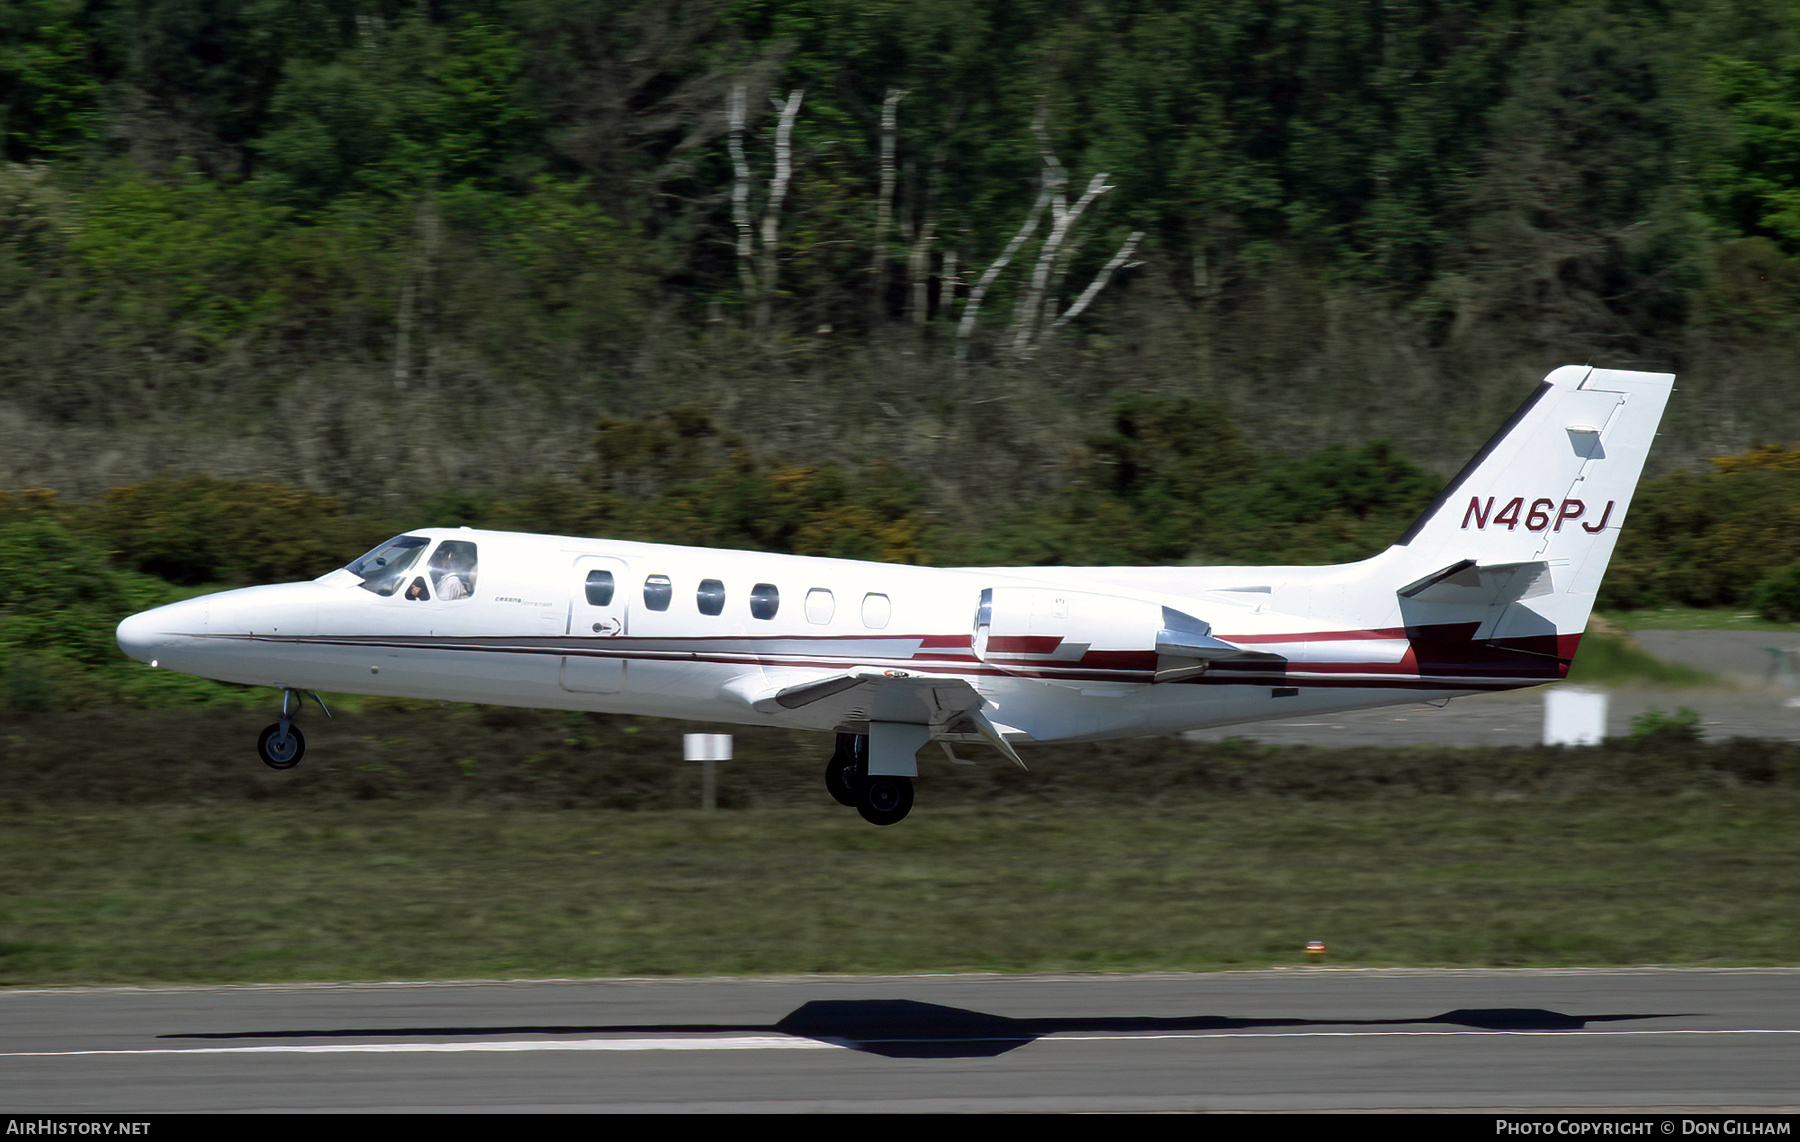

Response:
(561, 554), (631, 694)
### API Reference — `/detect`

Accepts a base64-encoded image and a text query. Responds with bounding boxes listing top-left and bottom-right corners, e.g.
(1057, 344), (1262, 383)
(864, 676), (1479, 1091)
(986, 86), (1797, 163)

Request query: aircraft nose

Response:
(116, 598), (206, 664)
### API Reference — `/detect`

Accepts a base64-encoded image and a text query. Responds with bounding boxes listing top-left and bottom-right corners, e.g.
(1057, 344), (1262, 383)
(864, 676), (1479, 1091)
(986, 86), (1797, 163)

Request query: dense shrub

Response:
(1754, 561), (1800, 622)
(1602, 444), (1800, 610)
(88, 475), (382, 586)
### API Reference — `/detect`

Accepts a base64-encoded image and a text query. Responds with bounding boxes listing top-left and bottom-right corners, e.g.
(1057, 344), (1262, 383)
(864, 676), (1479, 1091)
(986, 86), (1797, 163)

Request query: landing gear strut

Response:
(823, 731), (916, 826)
(824, 732), (865, 807)
(256, 689), (328, 771)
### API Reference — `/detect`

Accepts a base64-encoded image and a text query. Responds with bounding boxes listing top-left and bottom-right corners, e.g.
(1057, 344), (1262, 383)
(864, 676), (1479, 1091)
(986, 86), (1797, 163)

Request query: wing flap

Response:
(741, 668), (985, 725)
(731, 668), (1028, 769)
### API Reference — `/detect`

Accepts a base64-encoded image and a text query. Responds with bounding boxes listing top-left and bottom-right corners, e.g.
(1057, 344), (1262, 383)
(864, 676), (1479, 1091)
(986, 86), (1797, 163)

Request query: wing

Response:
(726, 667), (1025, 767)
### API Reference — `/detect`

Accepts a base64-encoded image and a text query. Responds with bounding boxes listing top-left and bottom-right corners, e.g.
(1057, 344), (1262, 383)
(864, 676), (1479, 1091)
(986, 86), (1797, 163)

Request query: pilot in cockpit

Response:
(430, 541), (478, 601)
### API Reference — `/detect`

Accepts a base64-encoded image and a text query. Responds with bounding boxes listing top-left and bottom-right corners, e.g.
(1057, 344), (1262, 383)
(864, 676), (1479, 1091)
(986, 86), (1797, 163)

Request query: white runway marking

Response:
(6, 1028), (1798, 1057)
(3, 1036), (837, 1056)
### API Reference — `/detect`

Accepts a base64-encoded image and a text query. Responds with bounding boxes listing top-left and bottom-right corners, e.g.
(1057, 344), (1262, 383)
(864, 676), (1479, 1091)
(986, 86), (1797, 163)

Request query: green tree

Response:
(1708, 52), (1800, 253)
(256, 13), (537, 212)
(0, 0), (102, 160)
(70, 166), (291, 347)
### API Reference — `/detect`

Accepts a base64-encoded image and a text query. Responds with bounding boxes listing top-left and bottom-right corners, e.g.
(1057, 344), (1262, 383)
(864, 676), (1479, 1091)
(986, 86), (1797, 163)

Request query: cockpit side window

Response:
(429, 540), (478, 600)
(347, 535), (429, 597)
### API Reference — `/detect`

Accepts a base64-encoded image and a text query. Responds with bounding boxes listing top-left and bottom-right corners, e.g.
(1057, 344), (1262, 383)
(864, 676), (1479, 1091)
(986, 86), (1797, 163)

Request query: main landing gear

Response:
(824, 732), (915, 826)
(256, 689), (330, 771)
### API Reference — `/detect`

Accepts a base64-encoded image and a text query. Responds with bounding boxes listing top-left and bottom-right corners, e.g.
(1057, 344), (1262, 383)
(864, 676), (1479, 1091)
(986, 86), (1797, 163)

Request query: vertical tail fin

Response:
(1387, 366), (1673, 671)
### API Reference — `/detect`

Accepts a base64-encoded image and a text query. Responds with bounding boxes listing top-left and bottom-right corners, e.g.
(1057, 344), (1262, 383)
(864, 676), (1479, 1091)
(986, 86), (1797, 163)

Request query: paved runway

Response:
(1180, 629), (1800, 747)
(5, 970), (1799, 1112)
(1181, 685), (1800, 747)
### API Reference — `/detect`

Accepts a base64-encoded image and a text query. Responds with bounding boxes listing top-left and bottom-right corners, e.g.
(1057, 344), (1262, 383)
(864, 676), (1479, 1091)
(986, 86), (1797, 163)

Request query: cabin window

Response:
(644, 575), (673, 611)
(750, 583), (779, 620)
(805, 588), (834, 625)
(861, 592), (891, 629)
(405, 577), (430, 602)
(584, 570), (615, 606)
(429, 540), (478, 600)
(347, 535), (429, 597)
(697, 578), (726, 616)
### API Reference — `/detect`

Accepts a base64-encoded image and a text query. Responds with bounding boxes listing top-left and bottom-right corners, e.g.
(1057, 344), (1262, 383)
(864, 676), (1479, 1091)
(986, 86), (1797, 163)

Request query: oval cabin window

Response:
(643, 575), (673, 612)
(585, 570), (615, 607)
(697, 579), (726, 616)
(861, 592), (891, 629)
(750, 583), (779, 620)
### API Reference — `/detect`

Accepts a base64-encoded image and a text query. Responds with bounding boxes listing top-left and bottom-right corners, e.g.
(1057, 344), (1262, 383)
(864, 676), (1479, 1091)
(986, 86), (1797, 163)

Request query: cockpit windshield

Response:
(346, 535), (429, 596)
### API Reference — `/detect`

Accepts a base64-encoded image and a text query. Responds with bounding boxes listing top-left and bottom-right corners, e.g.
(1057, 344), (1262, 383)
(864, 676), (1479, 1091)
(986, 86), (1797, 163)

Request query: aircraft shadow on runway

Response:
(161, 1000), (1683, 1059)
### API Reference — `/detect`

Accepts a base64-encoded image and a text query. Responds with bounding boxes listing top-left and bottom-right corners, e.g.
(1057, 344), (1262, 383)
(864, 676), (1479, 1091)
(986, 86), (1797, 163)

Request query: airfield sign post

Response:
(1543, 688), (1607, 746)
(684, 733), (733, 810)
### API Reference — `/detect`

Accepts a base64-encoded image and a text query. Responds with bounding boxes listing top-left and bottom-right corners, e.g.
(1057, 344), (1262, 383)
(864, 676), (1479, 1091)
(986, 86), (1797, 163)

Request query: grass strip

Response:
(2, 793), (1795, 986)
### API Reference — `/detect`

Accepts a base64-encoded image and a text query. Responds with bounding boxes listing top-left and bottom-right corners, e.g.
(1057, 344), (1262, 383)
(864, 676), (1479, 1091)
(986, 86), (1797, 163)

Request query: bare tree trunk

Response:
(907, 220), (936, 331)
(1011, 171), (1111, 358)
(393, 196), (441, 392)
(417, 196), (440, 393)
(394, 278), (413, 392)
(955, 191), (1049, 374)
(755, 89), (803, 332)
(871, 88), (905, 324)
(1051, 230), (1144, 331)
(1193, 234), (1214, 391)
(940, 247), (959, 321)
(727, 86), (758, 306)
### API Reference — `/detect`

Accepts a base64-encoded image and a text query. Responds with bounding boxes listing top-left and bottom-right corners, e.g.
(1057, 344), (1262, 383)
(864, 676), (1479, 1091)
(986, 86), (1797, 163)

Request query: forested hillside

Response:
(3, 0), (1799, 514)
(7, 0), (1800, 714)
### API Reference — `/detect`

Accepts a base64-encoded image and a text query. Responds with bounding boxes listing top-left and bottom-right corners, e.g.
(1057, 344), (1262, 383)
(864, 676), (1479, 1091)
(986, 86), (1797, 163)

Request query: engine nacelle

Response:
(972, 587), (1244, 682)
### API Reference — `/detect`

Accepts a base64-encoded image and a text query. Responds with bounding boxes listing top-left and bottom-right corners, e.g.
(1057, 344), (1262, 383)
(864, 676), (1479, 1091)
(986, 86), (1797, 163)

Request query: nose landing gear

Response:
(257, 721), (305, 769)
(256, 689), (329, 771)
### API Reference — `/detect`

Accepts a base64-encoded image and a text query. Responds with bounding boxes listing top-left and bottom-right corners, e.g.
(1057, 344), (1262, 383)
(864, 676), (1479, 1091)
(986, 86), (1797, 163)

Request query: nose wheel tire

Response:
(257, 722), (306, 770)
(856, 775), (913, 826)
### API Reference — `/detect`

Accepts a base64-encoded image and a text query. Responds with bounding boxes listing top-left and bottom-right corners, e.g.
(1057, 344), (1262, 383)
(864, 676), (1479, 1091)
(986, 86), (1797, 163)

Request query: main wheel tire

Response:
(824, 755), (860, 806)
(856, 775), (914, 826)
(257, 722), (305, 770)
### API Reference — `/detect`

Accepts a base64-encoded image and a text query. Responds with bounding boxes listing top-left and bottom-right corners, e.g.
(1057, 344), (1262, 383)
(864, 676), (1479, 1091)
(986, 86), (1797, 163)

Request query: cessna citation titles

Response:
(118, 366), (1673, 825)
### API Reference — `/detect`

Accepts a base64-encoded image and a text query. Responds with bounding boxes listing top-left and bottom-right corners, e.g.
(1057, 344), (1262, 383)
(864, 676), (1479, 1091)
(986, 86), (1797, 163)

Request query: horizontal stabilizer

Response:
(1153, 606), (1288, 682)
(1398, 559), (1552, 608)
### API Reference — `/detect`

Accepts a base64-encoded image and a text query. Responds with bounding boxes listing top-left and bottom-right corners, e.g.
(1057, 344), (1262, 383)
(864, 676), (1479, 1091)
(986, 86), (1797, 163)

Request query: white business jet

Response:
(117, 366), (1672, 824)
